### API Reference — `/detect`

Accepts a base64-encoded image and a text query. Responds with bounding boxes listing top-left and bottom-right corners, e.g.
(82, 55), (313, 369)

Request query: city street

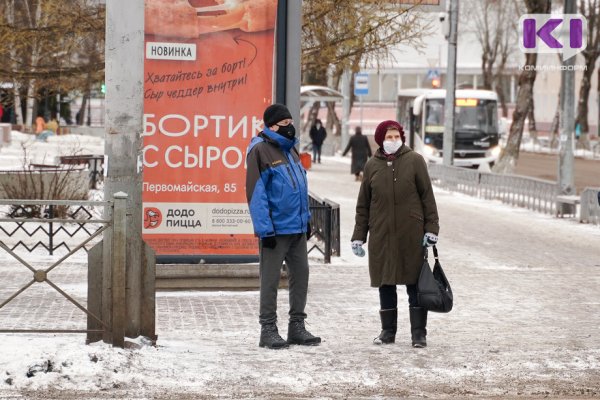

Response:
(1, 155), (599, 399)
(515, 151), (600, 192)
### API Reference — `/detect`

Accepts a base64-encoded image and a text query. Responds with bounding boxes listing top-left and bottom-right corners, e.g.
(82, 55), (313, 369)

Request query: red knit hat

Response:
(374, 120), (405, 148)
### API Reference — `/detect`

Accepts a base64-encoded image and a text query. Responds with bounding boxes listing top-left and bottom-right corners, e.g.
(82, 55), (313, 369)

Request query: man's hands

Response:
(262, 236), (277, 249)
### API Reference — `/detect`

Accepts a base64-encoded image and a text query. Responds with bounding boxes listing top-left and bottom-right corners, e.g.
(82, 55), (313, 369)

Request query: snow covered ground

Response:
(520, 138), (600, 161)
(0, 131), (104, 170)
(1, 132), (599, 399)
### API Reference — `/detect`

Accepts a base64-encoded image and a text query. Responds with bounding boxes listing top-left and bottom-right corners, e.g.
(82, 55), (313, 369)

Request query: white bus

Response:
(397, 89), (502, 168)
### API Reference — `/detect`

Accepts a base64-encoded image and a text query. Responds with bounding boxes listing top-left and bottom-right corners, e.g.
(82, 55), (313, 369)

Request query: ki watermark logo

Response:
(519, 14), (587, 61)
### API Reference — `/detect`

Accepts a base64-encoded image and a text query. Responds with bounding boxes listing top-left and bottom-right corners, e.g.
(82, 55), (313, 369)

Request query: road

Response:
(513, 151), (599, 192)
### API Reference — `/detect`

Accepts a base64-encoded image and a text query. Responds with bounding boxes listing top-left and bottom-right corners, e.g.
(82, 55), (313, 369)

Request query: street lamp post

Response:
(443, 0), (458, 166)
(558, 0), (576, 202)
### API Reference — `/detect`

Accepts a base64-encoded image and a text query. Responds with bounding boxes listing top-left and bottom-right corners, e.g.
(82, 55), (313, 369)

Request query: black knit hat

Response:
(263, 103), (292, 127)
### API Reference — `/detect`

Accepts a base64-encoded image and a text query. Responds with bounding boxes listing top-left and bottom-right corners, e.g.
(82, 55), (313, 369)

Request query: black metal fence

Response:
(59, 155), (104, 189)
(308, 191), (340, 263)
(1, 191), (341, 262)
(0, 201), (105, 255)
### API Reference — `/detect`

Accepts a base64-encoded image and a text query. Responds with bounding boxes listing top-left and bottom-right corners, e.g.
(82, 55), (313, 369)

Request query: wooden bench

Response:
(556, 195), (580, 218)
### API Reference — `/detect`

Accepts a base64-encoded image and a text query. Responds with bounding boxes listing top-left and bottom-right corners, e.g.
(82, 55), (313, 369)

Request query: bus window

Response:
(455, 100), (498, 134)
(425, 100), (444, 133)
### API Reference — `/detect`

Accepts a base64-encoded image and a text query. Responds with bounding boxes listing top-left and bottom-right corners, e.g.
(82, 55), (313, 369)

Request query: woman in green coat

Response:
(350, 120), (440, 348)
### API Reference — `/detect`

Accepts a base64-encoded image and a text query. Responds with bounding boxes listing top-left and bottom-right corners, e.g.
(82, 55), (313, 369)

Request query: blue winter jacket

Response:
(245, 128), (311, 238)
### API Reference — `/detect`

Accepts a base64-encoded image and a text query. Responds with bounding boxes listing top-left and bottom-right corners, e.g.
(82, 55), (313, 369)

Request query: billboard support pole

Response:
(105, 0), (145, 338)
(285, 0), (301, 124)
(275, 0), (288, 105)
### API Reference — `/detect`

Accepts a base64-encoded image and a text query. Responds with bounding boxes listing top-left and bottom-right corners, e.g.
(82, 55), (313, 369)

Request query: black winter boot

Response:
(259, 324), (289, 349)
(287, 320), (321, 345)
(409, 307), (428, 348)
(373, 308), (397, 345)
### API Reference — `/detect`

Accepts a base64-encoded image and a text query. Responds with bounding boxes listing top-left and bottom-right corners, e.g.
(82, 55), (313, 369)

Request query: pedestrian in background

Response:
(246, 103), (321, 350)
(342, 126), (372, 181)
(309, 119), (327, 163)
(350, 120), (440, 348)
(35, 114), (46, 135)
(46, 117), (59, 134)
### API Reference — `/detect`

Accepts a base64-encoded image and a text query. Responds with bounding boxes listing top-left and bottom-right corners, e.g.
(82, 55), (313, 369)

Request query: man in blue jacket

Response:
(246, 103), (321, 349)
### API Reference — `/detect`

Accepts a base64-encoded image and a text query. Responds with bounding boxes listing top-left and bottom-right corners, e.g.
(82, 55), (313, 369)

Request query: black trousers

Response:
(379, 284), (418, 309)
(312, 144), (322, 162)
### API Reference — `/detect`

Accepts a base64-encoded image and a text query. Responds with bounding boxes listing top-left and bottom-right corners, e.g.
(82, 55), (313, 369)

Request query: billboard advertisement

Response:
(142, 0), (278, 259)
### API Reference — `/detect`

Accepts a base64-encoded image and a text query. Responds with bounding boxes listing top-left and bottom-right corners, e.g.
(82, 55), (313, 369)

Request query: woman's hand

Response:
(422, 233), (438, 247)
(351, 240), (365, 257)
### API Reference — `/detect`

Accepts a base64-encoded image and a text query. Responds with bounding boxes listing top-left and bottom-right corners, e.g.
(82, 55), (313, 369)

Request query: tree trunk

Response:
(326, 101), (341, 137)
(7, 0), (23, 125)
(12, 86), (23, 125)
(77, 94), (88, 126)
(24, 0), (42, 127)
(481, 57), (494, 90)
(549, 98), (560, 149)
(493, 52), (538, 174)
(528, 97), (538, 145)
(550, 57), (563, 150)
(496, 75), (509, 118)
(25, 80), (37, 128)
(327, 71), (343, 136)
(324, 101), (342, 154)
(574, 53), (596, 150)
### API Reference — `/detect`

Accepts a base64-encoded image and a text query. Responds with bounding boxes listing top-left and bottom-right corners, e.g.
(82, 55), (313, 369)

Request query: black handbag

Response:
(417, 245), (453, 313)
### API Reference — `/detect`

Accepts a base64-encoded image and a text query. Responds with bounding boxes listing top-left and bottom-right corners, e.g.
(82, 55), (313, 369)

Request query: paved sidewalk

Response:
(1, 157), (599, 399)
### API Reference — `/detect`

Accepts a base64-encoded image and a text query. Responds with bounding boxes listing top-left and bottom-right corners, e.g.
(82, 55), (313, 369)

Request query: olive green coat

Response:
(351, 145), (440, 287)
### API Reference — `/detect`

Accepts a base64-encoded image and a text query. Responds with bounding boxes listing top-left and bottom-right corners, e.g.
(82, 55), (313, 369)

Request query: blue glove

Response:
(351, 240), (365, 257)
(422, 232), (438, 247)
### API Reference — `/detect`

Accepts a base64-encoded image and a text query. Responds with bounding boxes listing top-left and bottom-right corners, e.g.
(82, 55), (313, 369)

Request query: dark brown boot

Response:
(409, 307), (428, 348)
(373, 308), (397, 345)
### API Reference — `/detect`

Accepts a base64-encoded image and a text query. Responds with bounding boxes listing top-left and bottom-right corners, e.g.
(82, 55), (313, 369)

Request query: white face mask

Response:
(383, 140), (402, 154)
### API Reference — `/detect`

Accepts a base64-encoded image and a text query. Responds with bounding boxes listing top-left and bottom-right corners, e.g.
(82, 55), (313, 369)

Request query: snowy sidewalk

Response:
(1, 156), (599, 399)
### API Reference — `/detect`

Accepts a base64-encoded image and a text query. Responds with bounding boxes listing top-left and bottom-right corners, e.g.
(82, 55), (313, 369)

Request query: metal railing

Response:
(59, 155), (105, 189)
(0, 201), (104, 255)
(429, 164), (559, 215)
(0, 195), (128, 347)
(580, 187), (600, 225)
(308, 191), (340, 263)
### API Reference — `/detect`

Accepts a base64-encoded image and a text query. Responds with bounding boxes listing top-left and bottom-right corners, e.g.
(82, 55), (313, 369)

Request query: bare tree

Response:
(3, 0), (23, 124)
(493, 0), (552, 174)
(461, 0), (522, 117)
(575, 0), (600, 149)
(0, 0), (105, 126)
(528, 96), (539, 144)
(301, 0), (431, 135)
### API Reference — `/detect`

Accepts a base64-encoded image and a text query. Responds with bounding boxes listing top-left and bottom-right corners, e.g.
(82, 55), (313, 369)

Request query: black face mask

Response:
(276, 124), (296, 139)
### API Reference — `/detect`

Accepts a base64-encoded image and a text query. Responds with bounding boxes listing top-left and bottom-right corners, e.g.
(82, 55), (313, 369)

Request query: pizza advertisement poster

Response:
(142, 0), (278, 257)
